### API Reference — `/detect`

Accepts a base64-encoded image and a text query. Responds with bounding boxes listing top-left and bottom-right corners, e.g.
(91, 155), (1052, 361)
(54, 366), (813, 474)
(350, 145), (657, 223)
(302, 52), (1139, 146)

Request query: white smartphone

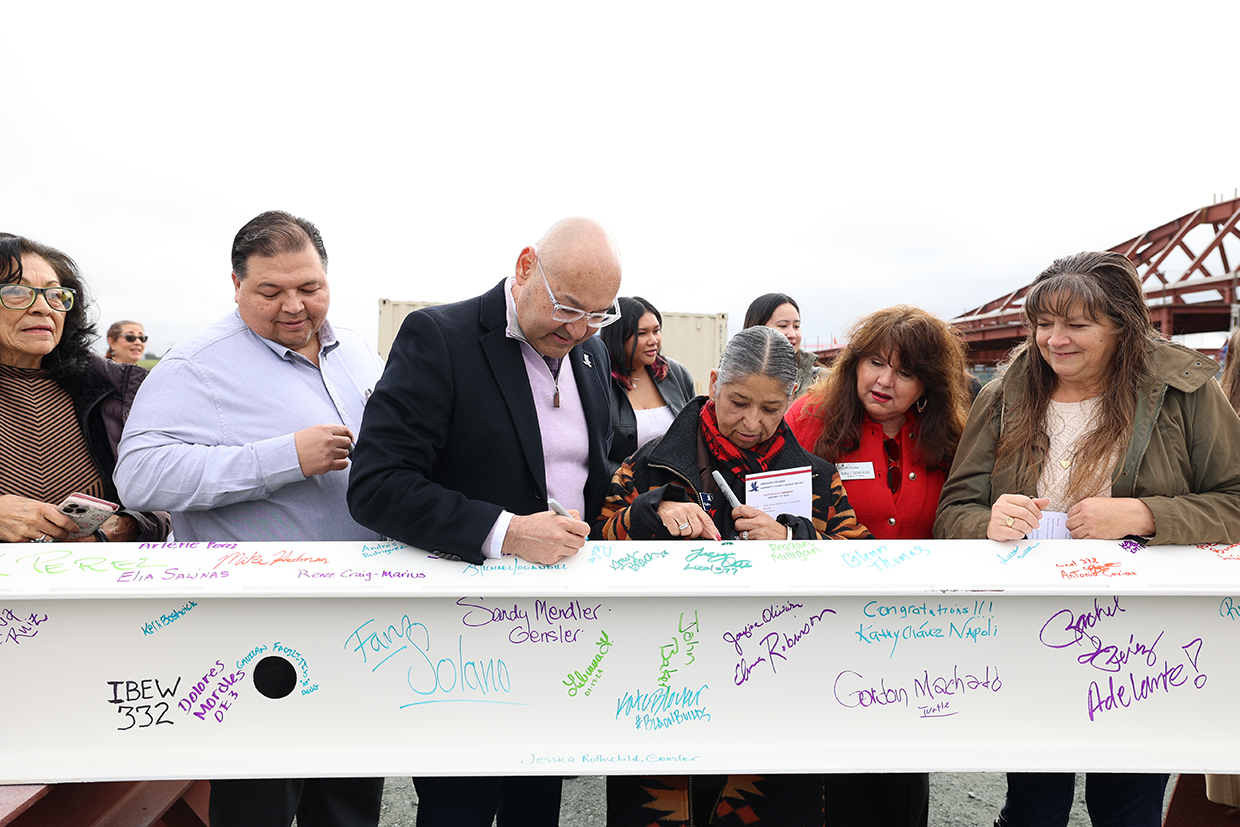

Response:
(58, 493), (120, 539)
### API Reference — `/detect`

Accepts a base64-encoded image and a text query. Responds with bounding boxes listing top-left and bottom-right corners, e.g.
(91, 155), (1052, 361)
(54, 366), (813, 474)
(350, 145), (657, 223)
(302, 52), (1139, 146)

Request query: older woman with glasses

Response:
(104, 319), (148, 364)
(785, 305), (970, 827)
(0, 234), (169, 544)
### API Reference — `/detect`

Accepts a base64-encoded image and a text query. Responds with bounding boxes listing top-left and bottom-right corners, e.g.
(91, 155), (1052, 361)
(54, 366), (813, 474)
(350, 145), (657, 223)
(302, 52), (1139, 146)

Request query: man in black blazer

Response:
(347, 217), (621, 825)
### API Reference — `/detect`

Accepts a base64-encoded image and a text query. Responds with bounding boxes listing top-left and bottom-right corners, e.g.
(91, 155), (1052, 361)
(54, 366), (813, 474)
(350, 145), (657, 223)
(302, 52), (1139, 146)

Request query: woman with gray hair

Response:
(593, 324), (869, 825)
(594, 324), (870, 544)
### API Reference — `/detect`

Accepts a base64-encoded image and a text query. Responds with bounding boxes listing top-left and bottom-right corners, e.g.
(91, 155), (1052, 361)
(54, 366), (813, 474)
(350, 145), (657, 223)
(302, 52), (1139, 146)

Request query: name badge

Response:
(837, 461), (876, 481)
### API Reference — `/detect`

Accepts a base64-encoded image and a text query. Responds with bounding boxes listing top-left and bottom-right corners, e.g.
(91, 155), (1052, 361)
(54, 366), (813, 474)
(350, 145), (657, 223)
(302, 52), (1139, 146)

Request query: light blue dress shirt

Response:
(115, 310), (384, 543)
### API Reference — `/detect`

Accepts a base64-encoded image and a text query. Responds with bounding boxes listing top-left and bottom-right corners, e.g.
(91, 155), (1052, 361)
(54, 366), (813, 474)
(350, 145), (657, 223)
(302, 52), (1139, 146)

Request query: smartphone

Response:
(58, 493), (120, 539)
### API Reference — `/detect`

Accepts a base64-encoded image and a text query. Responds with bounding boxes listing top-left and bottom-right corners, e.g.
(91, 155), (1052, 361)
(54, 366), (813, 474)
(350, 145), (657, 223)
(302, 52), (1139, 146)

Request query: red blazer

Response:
(785, 396), (944, 540)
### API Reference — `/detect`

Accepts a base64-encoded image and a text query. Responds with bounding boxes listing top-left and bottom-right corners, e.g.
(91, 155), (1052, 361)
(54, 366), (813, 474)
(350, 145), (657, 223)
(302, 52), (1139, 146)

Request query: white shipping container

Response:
(656, 311), (728, 395)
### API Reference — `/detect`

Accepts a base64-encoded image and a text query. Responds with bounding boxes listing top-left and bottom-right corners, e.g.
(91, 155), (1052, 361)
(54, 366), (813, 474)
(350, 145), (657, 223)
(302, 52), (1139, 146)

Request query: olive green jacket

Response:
(934, 340), (1240, 544)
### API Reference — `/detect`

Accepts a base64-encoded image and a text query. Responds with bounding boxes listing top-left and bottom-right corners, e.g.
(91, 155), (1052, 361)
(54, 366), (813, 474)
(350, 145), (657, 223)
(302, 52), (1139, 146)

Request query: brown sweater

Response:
(0, 364), (105, 504)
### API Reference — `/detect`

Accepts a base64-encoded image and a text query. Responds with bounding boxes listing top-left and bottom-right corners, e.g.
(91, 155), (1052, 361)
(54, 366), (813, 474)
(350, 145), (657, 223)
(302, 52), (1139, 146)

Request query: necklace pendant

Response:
(1060, 458), (1071, 469)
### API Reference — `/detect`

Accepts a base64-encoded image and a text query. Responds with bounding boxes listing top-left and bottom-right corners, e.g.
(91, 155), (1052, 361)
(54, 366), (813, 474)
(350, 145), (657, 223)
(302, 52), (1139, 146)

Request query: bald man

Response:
(347, 218), (621, 826)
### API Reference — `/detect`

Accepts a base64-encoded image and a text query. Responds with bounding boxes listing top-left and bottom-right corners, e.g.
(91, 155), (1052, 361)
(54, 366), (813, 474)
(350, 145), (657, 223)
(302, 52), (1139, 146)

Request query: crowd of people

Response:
(4, 215), (1239, 827)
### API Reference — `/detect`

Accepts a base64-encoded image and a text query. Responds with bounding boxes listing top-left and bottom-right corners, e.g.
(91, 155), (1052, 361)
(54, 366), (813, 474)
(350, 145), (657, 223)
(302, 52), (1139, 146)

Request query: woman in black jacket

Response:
(593, 325), (869, 826)
(599, 296), (696, 473)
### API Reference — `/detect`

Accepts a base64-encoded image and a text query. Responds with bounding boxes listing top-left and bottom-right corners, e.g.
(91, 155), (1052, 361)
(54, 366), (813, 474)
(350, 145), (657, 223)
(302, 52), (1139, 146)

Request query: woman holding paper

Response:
(935, 251), (1240, 827)
(593, 324), (870, 545)
(593, 325), (868, 827)
(0, 234), (169, 543)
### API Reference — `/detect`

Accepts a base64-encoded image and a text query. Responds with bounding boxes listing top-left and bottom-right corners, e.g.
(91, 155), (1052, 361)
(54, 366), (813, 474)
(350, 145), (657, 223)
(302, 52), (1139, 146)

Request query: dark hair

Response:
(231, 211), (327, 278)
(743, 293), (799, 330)
(599, 296), (668, 385)
(1221, 328), (1240, 414)
(802, 306), (969, 470)
(995, 251), (1158, 503)
(0, 233), (96, 380)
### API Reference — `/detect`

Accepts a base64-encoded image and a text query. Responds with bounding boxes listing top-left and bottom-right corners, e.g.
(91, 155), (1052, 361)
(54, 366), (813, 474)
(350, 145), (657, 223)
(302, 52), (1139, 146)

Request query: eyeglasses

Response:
(0, 284), (76, 312)
(884, 437), (902, 495)
(533, 249), (620, 329)
(121, 334), (148, 343)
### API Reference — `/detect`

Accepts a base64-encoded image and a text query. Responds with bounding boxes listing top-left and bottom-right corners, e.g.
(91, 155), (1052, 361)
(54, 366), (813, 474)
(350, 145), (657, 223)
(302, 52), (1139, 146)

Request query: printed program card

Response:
(745, 465), (813, 521)
(1027, 510), (1071, 540)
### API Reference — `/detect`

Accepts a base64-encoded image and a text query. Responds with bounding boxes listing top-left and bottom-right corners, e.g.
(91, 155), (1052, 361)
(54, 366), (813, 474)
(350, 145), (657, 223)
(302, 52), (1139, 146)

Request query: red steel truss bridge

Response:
(952, 196), (1240, 365)
(814, 196), (1240, 366)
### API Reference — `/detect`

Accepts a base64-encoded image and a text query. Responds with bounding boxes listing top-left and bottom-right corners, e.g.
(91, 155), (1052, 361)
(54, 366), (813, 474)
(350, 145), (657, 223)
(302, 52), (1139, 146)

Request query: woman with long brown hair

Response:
(936, 251), (1240, 826)
(787, 305), (970, 541)
(785, 306), (969, 826)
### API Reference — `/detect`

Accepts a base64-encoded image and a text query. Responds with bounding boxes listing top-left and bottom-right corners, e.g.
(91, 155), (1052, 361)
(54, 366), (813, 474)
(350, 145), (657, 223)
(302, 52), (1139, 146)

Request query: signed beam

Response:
(1, 538), (1239, 782)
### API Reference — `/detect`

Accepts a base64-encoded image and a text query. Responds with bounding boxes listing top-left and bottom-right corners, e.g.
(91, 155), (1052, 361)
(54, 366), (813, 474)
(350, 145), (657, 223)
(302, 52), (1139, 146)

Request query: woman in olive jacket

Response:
(935, 251), (1240, 827)
(935, 337), (1240, 543)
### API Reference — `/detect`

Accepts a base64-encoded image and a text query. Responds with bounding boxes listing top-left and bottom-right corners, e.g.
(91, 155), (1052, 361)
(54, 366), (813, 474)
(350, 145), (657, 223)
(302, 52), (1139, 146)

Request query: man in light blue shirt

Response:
(115, 211), (385, 827)
(117, 213), (382, 545)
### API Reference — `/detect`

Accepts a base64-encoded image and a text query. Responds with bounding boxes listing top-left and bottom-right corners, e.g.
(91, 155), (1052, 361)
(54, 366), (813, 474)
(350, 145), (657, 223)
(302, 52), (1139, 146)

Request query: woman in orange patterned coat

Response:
(594, 326), (870, 546)
(592, 326), (870, 827)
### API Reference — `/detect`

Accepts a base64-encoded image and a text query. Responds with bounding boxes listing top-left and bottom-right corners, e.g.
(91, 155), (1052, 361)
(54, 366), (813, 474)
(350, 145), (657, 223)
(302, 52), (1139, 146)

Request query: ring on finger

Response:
(677, 522), (690, 532)
(741, 530), (749, 540)
(1005, 516), (1015, 527)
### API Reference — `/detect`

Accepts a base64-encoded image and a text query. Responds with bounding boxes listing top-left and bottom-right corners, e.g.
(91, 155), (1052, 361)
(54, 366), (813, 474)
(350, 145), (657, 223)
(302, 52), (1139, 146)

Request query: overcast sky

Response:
(5, 0), (1238, 359)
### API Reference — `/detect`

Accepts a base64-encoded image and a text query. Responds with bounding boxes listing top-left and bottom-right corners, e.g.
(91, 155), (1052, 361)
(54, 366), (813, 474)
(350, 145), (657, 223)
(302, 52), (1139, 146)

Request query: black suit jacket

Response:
(348, 280), (613, 564)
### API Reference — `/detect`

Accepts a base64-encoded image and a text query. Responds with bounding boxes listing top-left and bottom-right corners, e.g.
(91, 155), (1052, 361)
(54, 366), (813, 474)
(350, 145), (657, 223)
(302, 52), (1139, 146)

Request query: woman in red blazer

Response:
(784, 305), (971, 827)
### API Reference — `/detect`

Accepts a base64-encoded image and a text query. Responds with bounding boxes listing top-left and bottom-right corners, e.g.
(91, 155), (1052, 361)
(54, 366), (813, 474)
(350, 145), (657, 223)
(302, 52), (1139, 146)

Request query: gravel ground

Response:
(368, 772), (1176, 826)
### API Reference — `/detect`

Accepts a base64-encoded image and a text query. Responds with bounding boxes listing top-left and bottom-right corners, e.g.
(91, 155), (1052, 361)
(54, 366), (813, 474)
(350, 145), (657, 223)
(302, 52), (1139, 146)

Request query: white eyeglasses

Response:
(533, 250), (620, 329)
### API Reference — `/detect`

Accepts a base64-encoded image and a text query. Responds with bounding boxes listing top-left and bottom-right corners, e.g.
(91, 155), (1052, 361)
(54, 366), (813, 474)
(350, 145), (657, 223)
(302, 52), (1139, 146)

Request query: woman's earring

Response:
(916, 396), (928, 413)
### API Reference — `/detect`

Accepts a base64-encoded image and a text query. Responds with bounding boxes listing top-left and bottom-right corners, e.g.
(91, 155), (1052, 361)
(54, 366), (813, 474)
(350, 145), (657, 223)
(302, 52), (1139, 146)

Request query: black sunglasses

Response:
(884, 437), (901, 494)
(121, 334), (148, 343)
